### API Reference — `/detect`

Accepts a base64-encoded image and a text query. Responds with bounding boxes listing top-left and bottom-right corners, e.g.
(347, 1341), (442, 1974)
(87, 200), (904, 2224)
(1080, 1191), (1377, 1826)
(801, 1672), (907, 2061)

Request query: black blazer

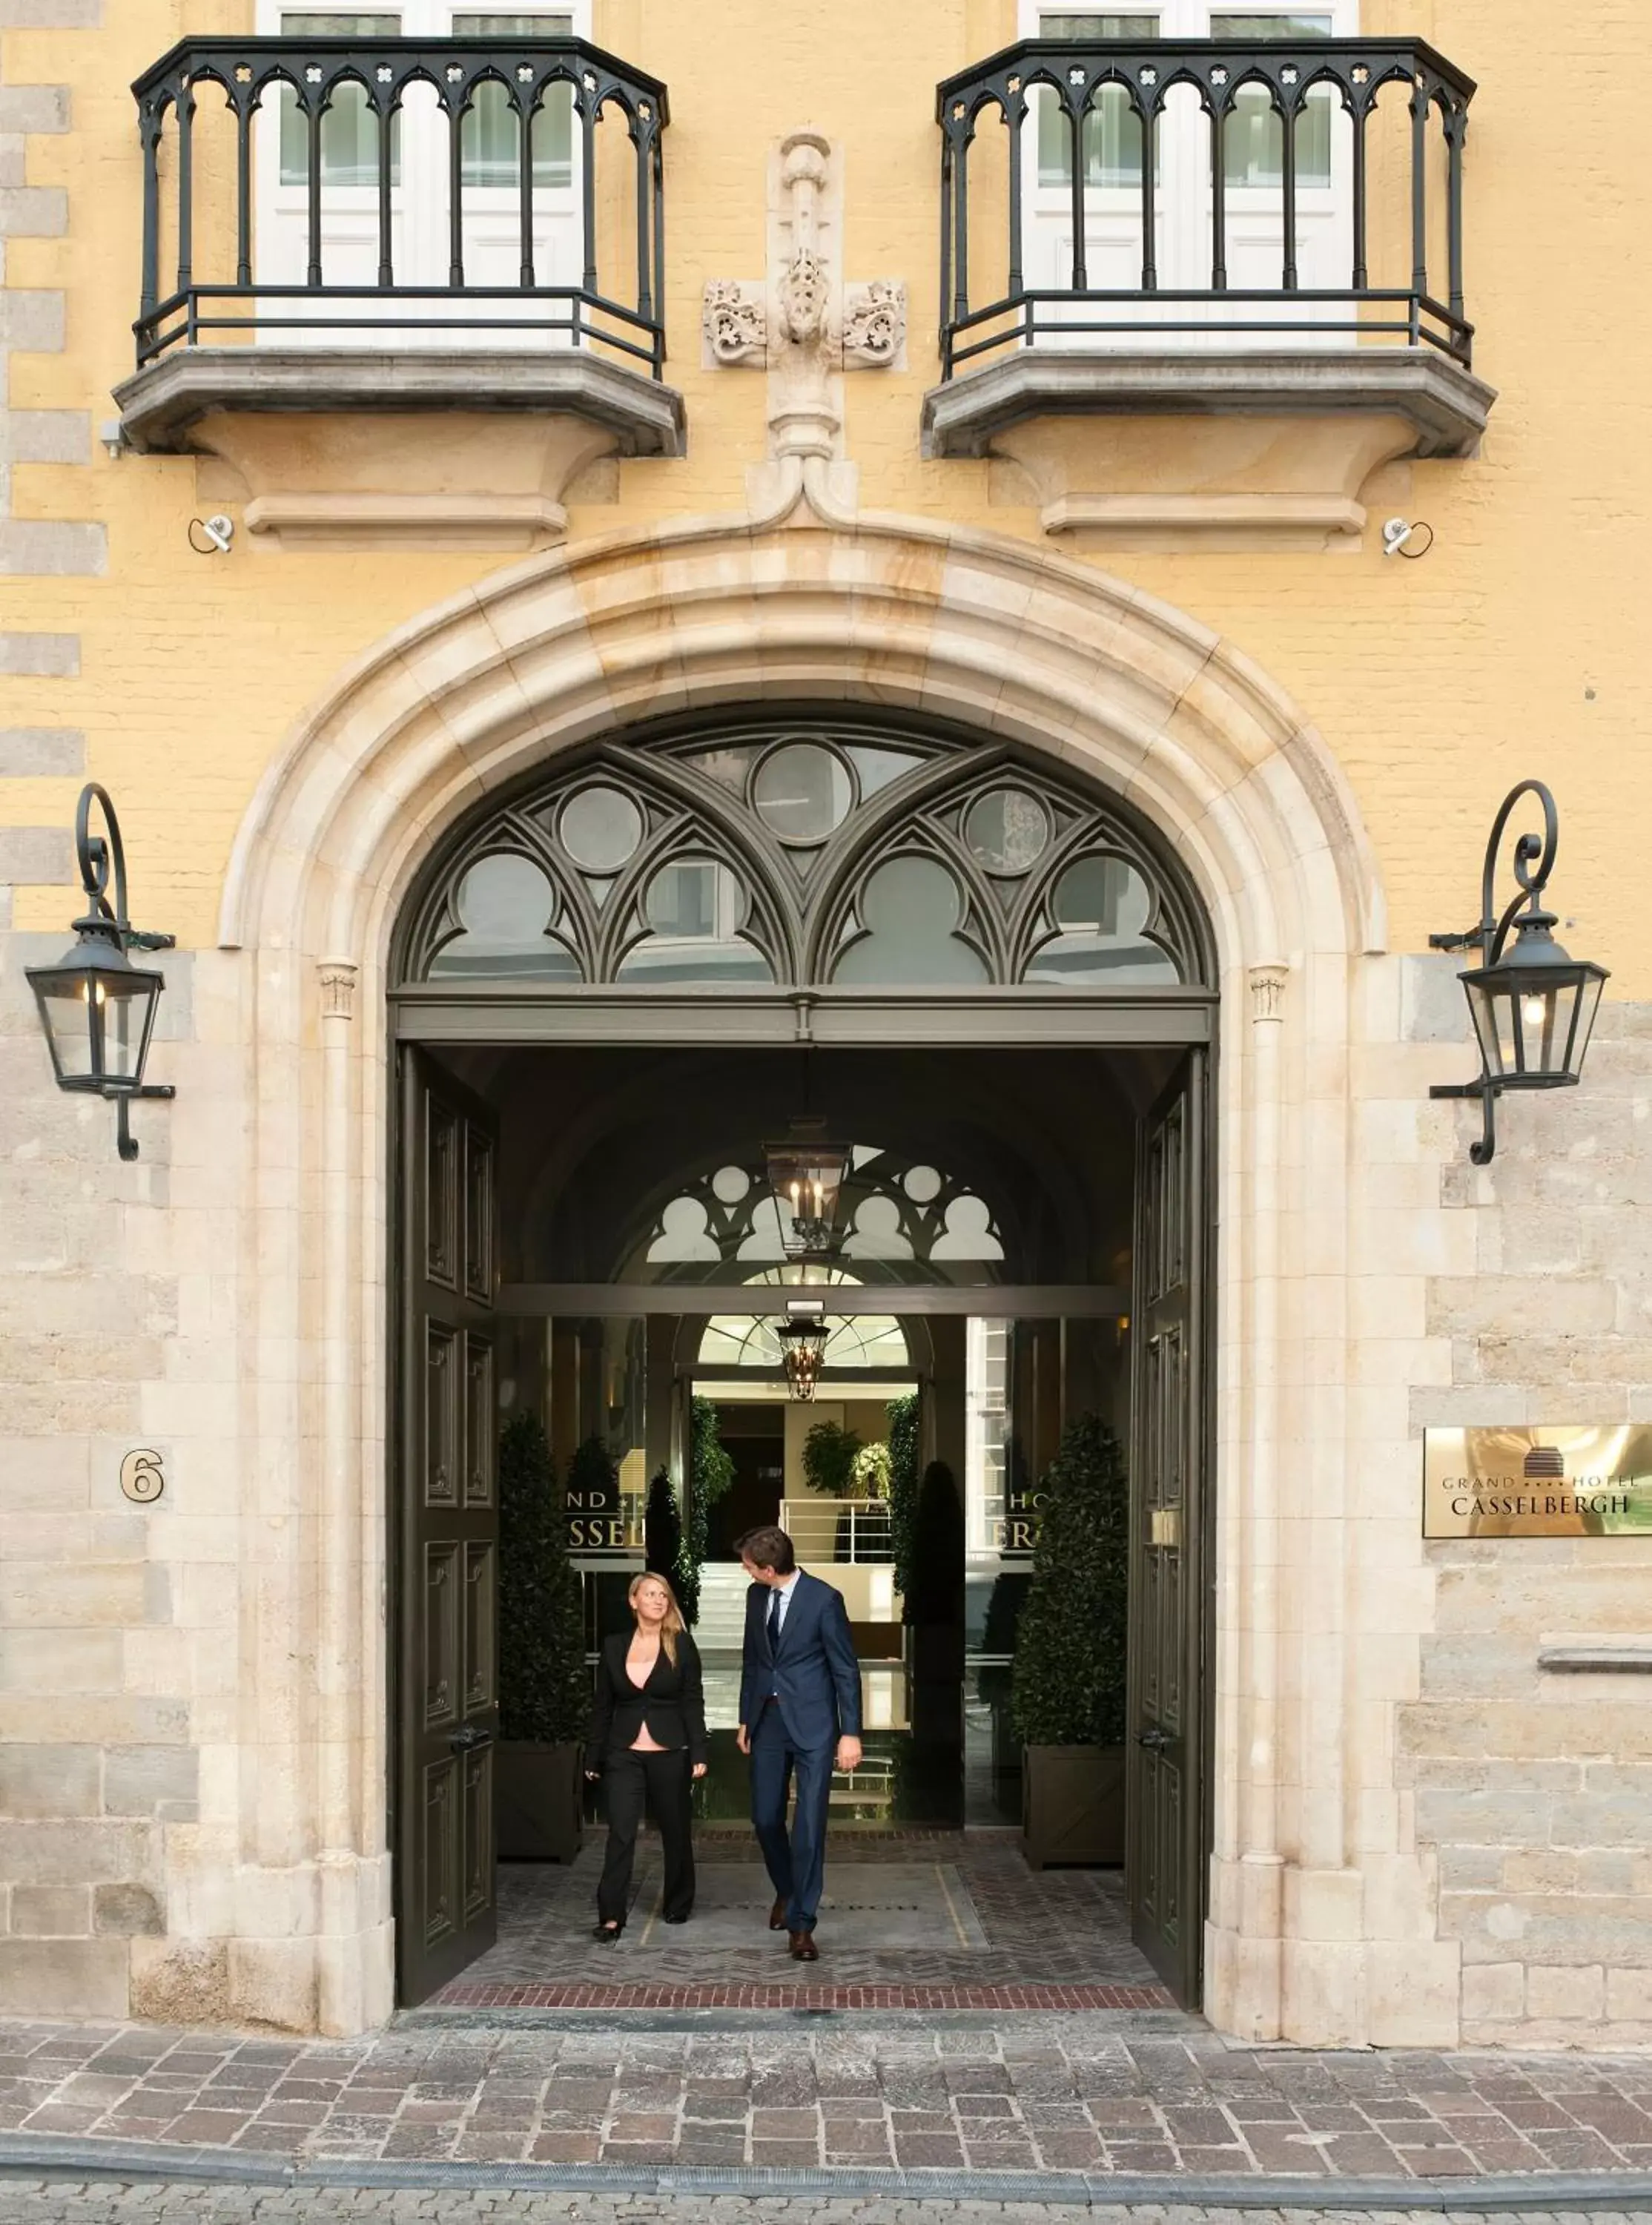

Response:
(585, 1632), (708, 1773)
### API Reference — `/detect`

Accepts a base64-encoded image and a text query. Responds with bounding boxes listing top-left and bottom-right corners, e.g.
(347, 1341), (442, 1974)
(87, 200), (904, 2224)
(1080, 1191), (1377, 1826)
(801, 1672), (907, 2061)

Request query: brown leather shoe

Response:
(788, 1929), (819, 1962)
(768, 1896), (787, 1931)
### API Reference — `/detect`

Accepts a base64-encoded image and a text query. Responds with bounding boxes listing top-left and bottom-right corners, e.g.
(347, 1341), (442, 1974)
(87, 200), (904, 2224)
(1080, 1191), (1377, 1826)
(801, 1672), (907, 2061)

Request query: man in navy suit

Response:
(736, 1523), (862, 1960)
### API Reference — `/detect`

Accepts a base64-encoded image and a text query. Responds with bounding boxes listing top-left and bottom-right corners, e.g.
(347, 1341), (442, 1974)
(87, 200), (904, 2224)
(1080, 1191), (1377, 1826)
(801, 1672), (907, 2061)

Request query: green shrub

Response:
(886, 1391), (921, 1597)
(1011, 1415), (1129, 1747)
(498, 1411), (591, 1746)
(680, 1396), (736, 1626)
(802, 1418), (862, 1497)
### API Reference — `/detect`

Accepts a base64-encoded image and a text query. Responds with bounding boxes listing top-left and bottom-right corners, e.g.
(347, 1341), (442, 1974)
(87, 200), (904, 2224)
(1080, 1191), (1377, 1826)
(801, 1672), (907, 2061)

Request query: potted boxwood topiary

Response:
(1012, 1413), (1129, 1868)
(495, 1411), (592, 1862)
(903, 1458), (965, 1747)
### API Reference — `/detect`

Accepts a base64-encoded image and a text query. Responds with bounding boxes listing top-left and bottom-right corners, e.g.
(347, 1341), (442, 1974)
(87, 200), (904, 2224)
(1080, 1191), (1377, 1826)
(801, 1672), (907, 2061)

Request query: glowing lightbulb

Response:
(1521, 993), (1548, 1029)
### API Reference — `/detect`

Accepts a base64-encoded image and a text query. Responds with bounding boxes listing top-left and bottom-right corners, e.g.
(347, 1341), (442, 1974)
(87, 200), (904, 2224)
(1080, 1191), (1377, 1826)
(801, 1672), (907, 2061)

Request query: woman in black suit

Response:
(584, 1571), (707, 1940)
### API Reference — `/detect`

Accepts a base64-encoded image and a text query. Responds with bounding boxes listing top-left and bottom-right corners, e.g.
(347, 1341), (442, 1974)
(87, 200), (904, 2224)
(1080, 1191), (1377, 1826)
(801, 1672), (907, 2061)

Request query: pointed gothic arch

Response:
(211, 512), (1397, 2048)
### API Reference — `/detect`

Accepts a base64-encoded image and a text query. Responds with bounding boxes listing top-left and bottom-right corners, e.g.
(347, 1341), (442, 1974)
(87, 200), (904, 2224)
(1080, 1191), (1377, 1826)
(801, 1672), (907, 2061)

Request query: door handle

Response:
(1136, 1727), (1172, 1752)
(449, 1724), (494, 1753)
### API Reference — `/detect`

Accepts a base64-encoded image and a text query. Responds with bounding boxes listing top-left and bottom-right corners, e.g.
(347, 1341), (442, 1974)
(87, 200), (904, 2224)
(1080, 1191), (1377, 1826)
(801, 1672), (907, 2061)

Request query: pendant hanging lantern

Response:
(764, 1115), (850, 1258)
(775, 1301), (830, 1400)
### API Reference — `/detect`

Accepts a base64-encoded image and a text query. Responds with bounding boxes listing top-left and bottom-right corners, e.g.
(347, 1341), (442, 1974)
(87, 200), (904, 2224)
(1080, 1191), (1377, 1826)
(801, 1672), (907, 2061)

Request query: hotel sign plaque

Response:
(1424, 1427), (1652, 1538)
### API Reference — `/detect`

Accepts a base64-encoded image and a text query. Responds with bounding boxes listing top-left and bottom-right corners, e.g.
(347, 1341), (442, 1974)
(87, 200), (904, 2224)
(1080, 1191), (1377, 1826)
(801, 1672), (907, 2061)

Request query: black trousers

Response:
(597, 1745), (695, 1924)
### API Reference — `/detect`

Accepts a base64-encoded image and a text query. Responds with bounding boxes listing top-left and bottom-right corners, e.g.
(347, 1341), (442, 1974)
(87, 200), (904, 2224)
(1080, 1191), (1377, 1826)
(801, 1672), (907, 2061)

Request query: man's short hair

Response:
(736, 1523), (796, 1576)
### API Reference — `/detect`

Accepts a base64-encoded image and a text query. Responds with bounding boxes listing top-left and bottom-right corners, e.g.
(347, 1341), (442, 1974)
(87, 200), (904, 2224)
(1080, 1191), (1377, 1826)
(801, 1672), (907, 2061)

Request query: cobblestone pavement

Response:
(443, 1839), (1168, 2007)
(5, 2017), (1652, 2180)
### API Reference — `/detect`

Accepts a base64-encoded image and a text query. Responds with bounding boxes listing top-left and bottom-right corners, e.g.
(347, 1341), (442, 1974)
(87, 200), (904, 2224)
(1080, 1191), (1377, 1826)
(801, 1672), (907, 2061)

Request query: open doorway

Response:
(394, 1039), (1209, 2009)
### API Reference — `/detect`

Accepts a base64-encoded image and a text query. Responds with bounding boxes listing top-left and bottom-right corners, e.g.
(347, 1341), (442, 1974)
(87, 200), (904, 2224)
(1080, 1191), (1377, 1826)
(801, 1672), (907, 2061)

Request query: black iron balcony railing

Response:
(936, 36), (1476, 378)
(132, 36), (668, 375)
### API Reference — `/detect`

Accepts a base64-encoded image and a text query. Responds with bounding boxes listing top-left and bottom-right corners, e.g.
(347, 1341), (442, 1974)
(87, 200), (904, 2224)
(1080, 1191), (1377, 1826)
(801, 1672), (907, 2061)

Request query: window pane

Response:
(618, 860), (773, 983)
(280, 16), (402, 188)
(753, 742), (853, 844)
(455, 14), (574, 189)
(1024, 855), (1182, 985)
(1036, 16), (1157, 189)
(428, 853), (580, 980)
(832, 858), (989, 987)
(1212, 13), (1333, 188)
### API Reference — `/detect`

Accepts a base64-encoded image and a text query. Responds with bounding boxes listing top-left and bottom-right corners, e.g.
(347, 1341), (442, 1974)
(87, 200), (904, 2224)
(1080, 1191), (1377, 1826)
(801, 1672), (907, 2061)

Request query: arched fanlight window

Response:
(399, 715), (1207, 989)
(630, 1143), (1008, 1285)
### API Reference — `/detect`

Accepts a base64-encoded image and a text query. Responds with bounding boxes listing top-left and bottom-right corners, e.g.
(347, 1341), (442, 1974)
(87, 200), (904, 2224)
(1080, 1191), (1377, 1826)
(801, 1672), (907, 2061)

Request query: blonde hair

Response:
(628, 1571), (685, 1666)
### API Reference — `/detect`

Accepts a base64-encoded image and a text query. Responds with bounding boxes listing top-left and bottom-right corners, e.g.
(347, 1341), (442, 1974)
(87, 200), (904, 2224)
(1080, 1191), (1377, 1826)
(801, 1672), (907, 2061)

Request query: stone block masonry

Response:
(0, 0), (102, 590)
(1408, 995), (1652, 2050)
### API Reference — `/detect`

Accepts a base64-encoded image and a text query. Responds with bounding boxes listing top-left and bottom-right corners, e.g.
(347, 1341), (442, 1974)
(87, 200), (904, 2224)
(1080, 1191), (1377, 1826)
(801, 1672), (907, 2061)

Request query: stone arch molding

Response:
(220, 511), (1384, 972)
(209, 513), (1421, 2052)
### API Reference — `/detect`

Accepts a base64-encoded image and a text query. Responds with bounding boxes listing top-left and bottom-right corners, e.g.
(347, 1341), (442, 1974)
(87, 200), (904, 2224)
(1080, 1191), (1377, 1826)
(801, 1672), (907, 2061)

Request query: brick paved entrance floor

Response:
(6, 2014), (1652, 2182)
(440, 1834), (1169, 2011)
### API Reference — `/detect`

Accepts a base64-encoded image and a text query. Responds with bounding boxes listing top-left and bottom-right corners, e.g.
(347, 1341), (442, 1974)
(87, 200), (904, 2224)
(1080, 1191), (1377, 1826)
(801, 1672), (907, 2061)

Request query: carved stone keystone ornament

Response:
(701, 130), (906, 524)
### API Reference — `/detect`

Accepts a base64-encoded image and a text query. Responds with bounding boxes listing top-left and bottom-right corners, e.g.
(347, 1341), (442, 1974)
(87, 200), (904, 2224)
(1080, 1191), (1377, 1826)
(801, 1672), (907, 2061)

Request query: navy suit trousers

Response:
(749, 1698), (834, 1932)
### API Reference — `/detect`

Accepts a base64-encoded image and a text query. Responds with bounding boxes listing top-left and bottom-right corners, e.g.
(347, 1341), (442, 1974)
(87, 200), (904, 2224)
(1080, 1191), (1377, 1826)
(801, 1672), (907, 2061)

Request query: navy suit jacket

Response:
(739, 1569), (862, 1750)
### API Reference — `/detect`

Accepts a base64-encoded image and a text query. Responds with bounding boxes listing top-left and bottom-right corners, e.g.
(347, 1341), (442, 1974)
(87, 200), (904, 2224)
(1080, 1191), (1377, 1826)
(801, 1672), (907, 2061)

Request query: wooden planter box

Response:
(1022, 1743), (1126, 1868)
(495, 1740), (583, 1862)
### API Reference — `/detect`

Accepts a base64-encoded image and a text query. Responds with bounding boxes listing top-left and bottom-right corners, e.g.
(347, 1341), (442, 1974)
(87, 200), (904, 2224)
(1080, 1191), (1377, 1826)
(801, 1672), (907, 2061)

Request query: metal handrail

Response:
(130, 34), (668, 373)
(936, 34), (1476, 375)
(778, 1497), (895, 1566)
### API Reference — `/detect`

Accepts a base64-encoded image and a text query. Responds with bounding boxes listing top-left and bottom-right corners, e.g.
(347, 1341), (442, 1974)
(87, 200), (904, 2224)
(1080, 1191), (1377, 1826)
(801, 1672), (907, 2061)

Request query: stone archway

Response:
(198, 512), (1444, 2047)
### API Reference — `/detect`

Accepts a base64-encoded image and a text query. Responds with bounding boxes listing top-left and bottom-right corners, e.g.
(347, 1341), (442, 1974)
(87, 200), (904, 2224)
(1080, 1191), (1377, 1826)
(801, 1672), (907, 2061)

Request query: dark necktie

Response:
(767, 1586), (783, 1660)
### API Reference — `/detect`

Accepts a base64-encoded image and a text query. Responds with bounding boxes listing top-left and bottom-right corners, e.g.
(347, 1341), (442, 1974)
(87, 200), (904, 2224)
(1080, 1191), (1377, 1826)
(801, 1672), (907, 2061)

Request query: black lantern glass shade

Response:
(776, 1308), (830, 1401)
(1461, 929), (1608, 1090)
(764, 1120), (850, 1258)
(27, 936), (165, 1095)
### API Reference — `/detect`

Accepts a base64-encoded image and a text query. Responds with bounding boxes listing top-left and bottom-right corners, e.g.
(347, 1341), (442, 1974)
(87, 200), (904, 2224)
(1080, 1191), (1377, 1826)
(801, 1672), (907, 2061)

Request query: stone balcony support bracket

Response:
(110, 349), (687, 554)
(920, 349), (1499, 556)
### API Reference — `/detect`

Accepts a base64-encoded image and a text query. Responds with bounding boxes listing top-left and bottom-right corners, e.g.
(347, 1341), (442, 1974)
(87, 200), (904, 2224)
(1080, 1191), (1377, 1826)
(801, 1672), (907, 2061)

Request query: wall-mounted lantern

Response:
(775, 1299), (830, 1400)
(25, 784), (176, 1162)
(1429, 779), (1608, 1165)
(764, 1115), (850, 1258)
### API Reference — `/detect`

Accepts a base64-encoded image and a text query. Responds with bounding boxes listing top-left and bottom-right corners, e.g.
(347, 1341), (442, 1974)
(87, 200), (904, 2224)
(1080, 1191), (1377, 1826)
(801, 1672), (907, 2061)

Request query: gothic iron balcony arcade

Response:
(922, 31), (1496, 554)
(113, 33), (683, 551)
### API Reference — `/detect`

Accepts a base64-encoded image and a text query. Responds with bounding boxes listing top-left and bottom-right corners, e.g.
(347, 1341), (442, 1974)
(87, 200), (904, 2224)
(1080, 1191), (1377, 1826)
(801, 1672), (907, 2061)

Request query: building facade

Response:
(1, 0), (1651, 2050)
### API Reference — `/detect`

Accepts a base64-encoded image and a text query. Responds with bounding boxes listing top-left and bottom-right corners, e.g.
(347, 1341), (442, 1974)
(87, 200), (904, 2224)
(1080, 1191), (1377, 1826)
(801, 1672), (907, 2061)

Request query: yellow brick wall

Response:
(2, 0), (1648, 989)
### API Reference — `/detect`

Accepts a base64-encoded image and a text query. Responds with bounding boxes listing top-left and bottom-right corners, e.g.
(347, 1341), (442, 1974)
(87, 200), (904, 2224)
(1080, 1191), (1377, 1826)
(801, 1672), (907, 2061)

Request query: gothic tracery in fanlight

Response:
(629, 1143), (1007, 1288)
(400, 719), (1204, 990)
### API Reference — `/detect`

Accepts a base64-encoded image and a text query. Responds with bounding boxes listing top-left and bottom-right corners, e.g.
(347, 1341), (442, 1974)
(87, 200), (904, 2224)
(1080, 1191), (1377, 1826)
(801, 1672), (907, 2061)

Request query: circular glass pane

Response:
(559, 785), (643, 873)
(965, 787), (1051, 875)
(903, 1164), (942, 1204)
(712, 1164), (751, 1204)
(753, 742), (853, 845)
(455, 852), (556, 938)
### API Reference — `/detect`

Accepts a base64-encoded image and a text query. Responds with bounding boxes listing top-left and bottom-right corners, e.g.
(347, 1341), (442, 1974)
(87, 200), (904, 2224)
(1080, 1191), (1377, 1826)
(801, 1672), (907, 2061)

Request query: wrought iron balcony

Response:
(130, 33), (669, 376)
(934, 34), (1476, 378)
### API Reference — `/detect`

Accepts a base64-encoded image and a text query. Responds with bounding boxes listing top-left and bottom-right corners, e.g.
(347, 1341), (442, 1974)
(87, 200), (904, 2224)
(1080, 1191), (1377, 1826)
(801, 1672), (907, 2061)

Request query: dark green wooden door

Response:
(396, 1049), (500, 2005)
(1127, 1050), (1208, 2005)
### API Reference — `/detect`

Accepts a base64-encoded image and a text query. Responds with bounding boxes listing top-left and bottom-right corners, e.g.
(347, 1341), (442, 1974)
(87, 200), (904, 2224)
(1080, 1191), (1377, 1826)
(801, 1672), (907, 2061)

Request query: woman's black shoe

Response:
(593, 1921), (624, 1943)
(664, 1911), (692, 1925)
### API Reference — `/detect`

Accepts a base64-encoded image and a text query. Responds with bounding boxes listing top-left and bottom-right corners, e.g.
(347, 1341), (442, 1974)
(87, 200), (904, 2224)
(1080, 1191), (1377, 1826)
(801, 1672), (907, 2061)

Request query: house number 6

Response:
(119, 1448), (165, 1504)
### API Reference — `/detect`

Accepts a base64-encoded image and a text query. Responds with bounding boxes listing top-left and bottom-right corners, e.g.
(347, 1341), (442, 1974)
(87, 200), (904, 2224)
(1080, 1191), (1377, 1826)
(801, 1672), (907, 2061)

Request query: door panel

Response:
(397, 1047), (500, 2006)
(1128, 1049), (1207, 2002)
